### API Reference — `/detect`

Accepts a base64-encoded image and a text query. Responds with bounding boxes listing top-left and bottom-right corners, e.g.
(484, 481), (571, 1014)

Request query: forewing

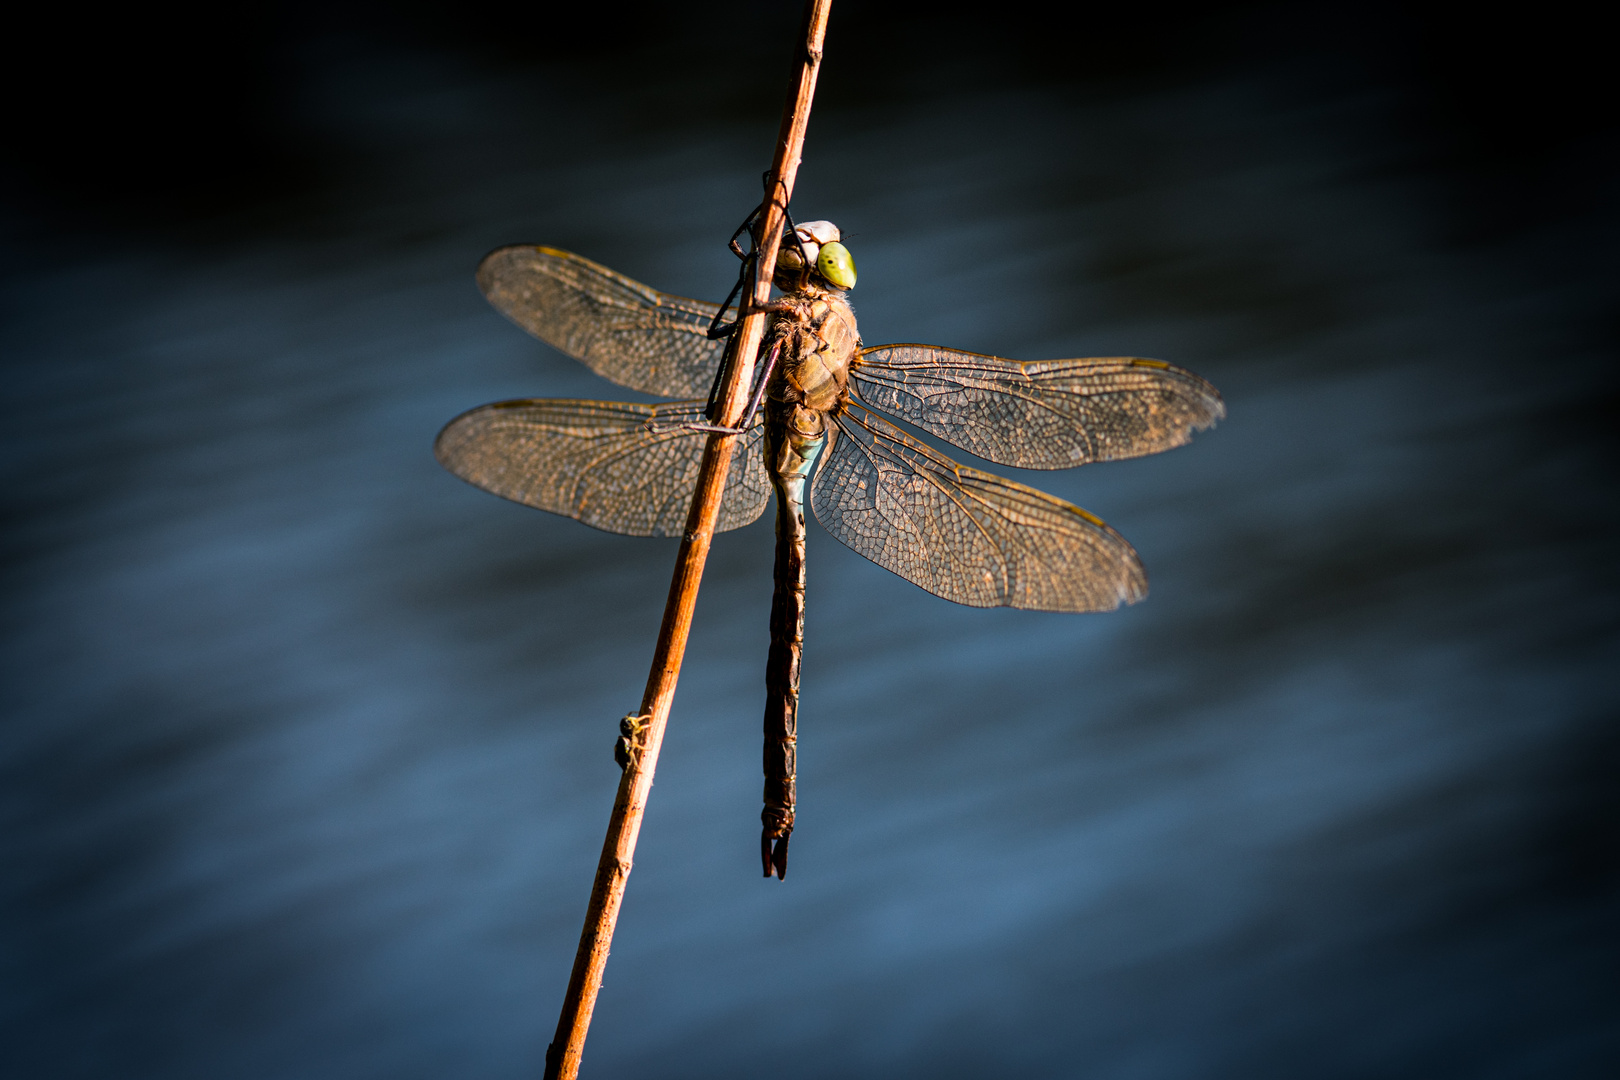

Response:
(435, 399), (769, 537)
(477, 245), (728, 399)
(851, 344), (1224, 469)
(811, 404), (1146, 611)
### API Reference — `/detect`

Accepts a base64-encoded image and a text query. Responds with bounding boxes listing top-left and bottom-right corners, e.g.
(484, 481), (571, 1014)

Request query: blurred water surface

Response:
(2, 8), (1616, 1079)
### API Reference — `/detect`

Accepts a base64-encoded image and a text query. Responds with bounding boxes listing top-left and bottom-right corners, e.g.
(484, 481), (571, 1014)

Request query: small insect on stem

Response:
(614, 713), (651, 770)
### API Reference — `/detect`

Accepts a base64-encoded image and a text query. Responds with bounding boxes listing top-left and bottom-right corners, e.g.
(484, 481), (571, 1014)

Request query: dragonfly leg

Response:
(662, 341), (781, 437)
(708, 182), (811, 345)
(705, 198), (765, 344)
(727, 197), (763, 261)
(755, 170), (810, 266)
(703, 266), (748, 342)
(778, 200), (814, 280)
(732, 339), (782, 431)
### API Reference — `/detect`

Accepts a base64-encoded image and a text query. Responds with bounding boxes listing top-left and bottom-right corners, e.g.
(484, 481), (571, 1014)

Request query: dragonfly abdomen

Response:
(760, 404), (826, 880)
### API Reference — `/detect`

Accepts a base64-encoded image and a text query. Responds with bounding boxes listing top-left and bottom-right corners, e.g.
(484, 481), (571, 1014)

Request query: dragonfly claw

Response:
(761, 831), (791, 879)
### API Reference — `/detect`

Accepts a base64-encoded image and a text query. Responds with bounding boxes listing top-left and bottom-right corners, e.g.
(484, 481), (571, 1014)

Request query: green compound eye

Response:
(817, 241), (856, 289)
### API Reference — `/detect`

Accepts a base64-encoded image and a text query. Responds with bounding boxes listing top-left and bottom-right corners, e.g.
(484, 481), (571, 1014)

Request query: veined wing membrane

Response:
(478, 246), (727, 399)
(435, 399), (769, 537)
(851, 345), (1224, 470)
(812, 404), (1146, 611)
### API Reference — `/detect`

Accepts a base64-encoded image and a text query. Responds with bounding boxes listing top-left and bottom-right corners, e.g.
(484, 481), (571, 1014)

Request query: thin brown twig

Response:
(541, 3), (834, 1077)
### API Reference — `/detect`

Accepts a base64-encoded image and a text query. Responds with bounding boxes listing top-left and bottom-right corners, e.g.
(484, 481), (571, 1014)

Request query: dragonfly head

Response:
(775, 220), (856, 291)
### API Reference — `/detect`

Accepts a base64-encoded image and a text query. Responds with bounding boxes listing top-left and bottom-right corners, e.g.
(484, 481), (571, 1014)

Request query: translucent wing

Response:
(811, 404), (1146, 611)
(850, 345), (1224, 470)
(477, 245), (728, 399)
(435, 399), (769, 537)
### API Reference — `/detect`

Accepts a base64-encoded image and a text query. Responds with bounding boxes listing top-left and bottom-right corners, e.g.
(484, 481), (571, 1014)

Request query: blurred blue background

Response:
(2, 2), (1615, 1076)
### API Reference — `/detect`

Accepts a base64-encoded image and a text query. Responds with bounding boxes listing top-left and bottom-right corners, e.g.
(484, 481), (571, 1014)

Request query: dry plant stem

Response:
(541, 2), (833, 1077)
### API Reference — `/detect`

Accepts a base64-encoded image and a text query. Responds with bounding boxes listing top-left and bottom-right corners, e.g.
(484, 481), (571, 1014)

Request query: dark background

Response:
(3, 2), (1616, 1077)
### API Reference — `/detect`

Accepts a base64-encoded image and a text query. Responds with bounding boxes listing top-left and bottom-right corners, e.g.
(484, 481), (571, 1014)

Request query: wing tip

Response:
(432, 408), (483, 474)
(1121, 567), (1149, 608)
(476, 243), (547, 288)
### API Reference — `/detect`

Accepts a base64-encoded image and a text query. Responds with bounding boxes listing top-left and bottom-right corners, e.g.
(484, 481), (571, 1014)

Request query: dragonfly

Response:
(436, 219), (1223, 879)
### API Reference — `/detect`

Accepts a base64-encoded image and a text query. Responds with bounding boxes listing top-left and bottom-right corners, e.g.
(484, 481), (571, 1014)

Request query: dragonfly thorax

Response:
(765, 288), (858, 418)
